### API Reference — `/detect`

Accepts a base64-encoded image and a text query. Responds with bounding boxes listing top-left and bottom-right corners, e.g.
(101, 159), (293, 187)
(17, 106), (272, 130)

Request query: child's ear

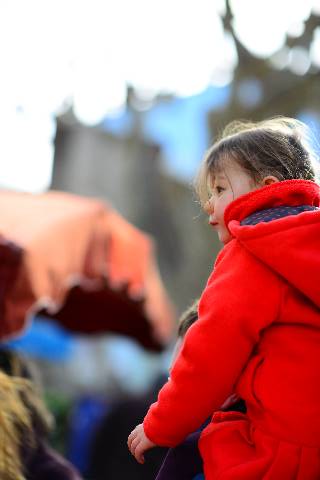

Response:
(261, 176), (279, 186)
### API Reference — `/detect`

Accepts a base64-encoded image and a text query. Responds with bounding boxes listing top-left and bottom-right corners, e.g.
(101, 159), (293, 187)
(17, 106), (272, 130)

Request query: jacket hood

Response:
(226, 180), (320, 308)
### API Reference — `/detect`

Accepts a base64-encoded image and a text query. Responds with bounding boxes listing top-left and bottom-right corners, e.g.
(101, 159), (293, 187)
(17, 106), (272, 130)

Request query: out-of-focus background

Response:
(0, 1), (320, 478)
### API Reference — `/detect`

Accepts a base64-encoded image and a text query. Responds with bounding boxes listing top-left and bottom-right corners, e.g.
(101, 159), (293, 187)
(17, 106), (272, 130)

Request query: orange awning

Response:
(0, 190), (175, 351)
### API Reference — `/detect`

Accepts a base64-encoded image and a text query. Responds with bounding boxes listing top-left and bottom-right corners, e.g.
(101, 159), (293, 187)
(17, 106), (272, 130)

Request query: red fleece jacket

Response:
(143, 180), (320, 479)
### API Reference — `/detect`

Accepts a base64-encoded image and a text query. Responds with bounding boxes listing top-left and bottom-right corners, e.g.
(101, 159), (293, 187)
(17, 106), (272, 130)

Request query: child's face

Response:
(205, 159), (259, 244)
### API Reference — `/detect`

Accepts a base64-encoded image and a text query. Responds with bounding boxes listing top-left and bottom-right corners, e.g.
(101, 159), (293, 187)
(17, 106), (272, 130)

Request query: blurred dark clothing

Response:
(87, 375), (168, 480)
(155, 398), (246, 480)
(66, 395), (108, 474)
(24, 439), (82, 480)
(155, 431), (203, 480)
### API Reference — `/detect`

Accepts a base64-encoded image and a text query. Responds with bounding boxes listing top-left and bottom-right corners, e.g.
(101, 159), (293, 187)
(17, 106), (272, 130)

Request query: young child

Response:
(128, 117), (320, 479)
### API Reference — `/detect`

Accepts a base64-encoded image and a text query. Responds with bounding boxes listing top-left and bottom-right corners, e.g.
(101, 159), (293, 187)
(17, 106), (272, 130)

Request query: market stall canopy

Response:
(0, 190), (175, 351)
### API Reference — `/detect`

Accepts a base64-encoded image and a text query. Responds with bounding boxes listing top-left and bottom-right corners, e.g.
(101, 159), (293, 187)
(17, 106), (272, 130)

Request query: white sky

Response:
(0, 0), (319, 192)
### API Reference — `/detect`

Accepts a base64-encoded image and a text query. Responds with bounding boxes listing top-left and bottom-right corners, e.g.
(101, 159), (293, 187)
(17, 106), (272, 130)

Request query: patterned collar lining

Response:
(240, 205), (319, 226)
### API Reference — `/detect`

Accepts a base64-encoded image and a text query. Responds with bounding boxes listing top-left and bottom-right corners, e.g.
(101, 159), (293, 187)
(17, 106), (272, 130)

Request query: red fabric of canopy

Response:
(0, 190), (175, 351)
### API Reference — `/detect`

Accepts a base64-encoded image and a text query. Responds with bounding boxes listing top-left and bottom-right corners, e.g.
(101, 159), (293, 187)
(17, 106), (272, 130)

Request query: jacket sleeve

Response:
(143, 240), (284, 446)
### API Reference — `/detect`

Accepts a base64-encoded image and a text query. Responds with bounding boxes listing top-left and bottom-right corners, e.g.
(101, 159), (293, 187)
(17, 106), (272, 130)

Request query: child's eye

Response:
(215, 186), (224, 194)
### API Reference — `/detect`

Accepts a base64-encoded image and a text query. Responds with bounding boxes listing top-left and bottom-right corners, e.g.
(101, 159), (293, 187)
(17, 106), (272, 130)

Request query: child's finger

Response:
(130, 436), (140, 456)
(134, 443), (145, 464)
(127, 428), (138, 449)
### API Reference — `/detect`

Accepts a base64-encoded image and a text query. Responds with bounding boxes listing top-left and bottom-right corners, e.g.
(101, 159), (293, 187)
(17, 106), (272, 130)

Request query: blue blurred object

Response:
(66, 395), (109, 475)
(298, 110), (320, 157)
(103, 335), (163, 395)
(4, 315), (75, 361)
(102, 108), (134, 136)
(142, 85), (230, 180)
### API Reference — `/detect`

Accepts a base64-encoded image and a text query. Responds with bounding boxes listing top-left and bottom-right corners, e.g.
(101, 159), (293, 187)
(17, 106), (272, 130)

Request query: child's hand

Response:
(127, 423), (156, 464)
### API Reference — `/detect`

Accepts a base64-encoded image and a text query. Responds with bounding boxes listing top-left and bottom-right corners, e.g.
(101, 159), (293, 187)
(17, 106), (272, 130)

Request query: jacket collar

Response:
(224, 180), (320, 226)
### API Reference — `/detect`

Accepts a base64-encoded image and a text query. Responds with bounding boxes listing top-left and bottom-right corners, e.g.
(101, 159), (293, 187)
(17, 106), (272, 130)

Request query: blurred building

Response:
(51, 115), (220, 314)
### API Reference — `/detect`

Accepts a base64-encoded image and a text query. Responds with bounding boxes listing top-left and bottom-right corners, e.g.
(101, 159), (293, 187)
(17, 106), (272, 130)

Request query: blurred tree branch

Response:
(209, 0), (320, 136)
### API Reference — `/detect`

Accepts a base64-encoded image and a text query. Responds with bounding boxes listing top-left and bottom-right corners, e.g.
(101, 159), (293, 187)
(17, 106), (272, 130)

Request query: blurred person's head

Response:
(170, 299), (199, 373)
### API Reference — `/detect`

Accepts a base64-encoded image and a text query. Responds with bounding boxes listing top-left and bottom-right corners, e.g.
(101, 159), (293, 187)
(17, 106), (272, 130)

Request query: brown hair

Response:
(195, 117), (318, 206)
(178, 299), (199, 338)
